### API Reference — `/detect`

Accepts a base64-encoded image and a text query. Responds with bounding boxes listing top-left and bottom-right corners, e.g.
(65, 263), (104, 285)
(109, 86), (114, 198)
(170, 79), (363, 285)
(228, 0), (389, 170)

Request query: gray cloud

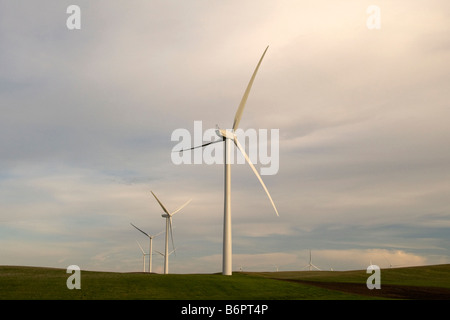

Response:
(1, 1), (449, 273)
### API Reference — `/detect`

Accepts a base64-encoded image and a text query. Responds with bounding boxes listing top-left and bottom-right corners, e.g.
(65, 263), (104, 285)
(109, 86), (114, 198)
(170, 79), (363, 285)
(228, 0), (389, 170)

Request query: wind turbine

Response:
(155, 249), (177, 272)
(136, 240), (149, 272)
(130, 223), (163, 273)
(155, 249), (177, 258)
(383, 255), (403, 268)
(177, 46), (279, 276)
(302, 250), (321, 271)
(150, 191), (191, 274)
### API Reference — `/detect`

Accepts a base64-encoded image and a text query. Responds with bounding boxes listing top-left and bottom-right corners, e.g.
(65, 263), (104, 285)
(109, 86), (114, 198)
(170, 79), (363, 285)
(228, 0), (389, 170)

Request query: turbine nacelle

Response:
(215, 126), (235, 140)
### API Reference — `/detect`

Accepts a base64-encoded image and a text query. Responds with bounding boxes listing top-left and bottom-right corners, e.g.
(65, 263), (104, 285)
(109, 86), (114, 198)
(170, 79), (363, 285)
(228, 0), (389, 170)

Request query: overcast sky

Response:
(1, 0), (450, 273)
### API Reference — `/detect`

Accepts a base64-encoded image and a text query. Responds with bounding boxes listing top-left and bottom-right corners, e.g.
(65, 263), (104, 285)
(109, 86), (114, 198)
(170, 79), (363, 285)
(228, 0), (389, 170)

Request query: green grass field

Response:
(1, 264), (449, 300)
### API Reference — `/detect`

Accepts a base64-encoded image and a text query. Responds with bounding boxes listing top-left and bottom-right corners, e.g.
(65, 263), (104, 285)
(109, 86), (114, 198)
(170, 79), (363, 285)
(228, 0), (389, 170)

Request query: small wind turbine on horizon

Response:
(383, 255), (403, 268)
(130, 222), (163, 273)
(136, 240), (149, 273)
(177, 46), (279, 276)
(155, 249), (177, 259)
(155, 249), (176, 272)
(302, 250), (321, 271)
(150, 191), (191, 274)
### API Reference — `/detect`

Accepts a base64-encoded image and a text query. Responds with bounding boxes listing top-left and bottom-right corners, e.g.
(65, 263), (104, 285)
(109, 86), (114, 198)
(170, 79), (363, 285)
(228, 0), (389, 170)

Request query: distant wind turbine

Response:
(383, 255), (403, 268)
(130, 222), (163, 273)
(136, 240), (149, 273)
(177, 46), (279, 276)
(155, 248), (177, 271)
(150, 191), (191, 274)
(302, 250), (321, 271)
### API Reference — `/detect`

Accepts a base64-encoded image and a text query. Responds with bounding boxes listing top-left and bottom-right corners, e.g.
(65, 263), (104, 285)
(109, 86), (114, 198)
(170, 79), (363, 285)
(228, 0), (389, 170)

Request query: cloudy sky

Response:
(1, 0), (449, 273)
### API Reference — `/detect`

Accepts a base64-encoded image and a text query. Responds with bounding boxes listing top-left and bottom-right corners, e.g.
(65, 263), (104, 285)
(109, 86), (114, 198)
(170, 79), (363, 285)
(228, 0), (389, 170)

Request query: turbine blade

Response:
(313, 264), (321, 271)
(130, 222), (150, 238)
(174, 140), (222, 153)
(150, 191), (170, 215)
(169, 217), (176, 256)
(171, 199), (192, 216)
(232, 46), (269, 131)
(152, 229), (165, 238)
(136, 240), (145, 254)
(234, 137), (279, 216)
(155, 250), (164, 257)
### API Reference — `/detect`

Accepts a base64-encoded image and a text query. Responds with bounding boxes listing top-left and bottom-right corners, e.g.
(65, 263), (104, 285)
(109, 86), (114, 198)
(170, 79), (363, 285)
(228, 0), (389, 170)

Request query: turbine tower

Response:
(130, 223), (163, 273)
(150, 191), (191, 274)
(178, 46), (279, 276)
(302, 250), (321, 271)
(136, 240), (149, 272)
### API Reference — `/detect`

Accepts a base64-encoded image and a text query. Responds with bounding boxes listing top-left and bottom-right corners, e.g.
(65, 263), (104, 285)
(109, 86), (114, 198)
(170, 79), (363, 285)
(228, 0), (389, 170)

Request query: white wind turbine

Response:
(150, 191), (191, 274)
(155, 249), (176, 272)
(302, 250), (321, 271)
(155, 249), (177, 259)
(177, 46), (279, 276)
(383, 255), (403, 269)
(130, 223), (164, 273)
(136, 240), (149, 273)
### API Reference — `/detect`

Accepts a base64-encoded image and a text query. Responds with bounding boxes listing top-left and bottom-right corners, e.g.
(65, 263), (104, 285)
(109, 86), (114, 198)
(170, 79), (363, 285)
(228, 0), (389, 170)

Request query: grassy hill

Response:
(1, 264), (449, 300)
(251, 264), (450, 300)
